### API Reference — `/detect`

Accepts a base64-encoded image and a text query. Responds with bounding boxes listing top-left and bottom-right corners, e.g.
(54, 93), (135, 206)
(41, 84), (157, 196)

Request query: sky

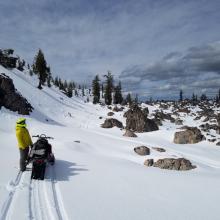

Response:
(0, 0), (220, 99)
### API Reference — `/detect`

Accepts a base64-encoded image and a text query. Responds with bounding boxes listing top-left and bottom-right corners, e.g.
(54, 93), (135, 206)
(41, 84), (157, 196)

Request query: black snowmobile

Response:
(29, 134), (55, 180)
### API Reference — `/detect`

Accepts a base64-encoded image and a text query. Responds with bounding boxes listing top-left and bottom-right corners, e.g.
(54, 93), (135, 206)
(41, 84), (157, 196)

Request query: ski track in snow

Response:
(0, 166), (68, 220)
(0, 172), (22, 220)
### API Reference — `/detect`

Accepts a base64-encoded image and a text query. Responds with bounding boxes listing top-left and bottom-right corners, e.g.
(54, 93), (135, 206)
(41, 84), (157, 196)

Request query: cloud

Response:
(120, 41), (220, 99)
(0, 0), (220, 96)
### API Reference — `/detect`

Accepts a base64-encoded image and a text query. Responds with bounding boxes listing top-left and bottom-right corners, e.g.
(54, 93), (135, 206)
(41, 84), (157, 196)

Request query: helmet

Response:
(16, 118), (26, 127)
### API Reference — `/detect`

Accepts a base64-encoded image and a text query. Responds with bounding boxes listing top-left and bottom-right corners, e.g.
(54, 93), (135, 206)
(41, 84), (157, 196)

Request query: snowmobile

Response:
(29, 134), (55, 180)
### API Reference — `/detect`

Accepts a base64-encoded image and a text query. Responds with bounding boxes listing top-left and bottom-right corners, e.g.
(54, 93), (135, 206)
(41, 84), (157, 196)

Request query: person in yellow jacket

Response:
(15, 118), (33, 171)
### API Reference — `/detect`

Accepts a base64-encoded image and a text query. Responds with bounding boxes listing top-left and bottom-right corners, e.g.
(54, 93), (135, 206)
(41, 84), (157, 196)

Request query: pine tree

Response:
(101, 84), (104, 98)
(33, 49), (48, 89)
(46, 66), (51, 87)
(200, 94), (207, 101)
(126, 93), (132, 106)
(54, 77), (59, 87)
(63, 80), (68, 91)
(134, 94), (139, 104)
(113, 81), (123, 104)
(92, 75), (100, 104)
(179, 90), (183, 101)
(104, 71), (113, 105)
(67, 82), (73, 97)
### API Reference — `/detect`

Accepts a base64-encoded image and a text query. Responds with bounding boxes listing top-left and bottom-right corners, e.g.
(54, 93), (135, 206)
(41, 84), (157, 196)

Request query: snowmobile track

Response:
(0, 171), (22, 220)
(29, 166), (68, 220)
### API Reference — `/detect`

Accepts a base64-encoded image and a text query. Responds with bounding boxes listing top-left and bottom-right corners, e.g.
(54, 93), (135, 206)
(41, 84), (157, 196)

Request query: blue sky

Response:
(0, 0), (220, 99)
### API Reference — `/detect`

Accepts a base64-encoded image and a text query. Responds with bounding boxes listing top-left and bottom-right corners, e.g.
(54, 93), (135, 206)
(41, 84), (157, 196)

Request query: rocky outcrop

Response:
(113, 106), (124, 112)
(152, 147), (166, 152)
(174, 127), (205, 144)
(123, 130), (137, 137)
(144, 159), (154, 166)
(153, 111), (175, 123)
(134, 146), (150, 156)
(0, 49), (17, 69)
(0, 73), (33, 115)
(107, 112), (114, 116)
(175, 118), (183, 125)
(144, 158), (196, 170)
(101, 118), (123, 128)
(124, 104), (158, 132)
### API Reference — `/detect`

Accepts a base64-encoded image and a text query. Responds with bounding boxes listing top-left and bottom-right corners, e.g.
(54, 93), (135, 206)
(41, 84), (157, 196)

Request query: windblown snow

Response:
(0, 65), (220, 220)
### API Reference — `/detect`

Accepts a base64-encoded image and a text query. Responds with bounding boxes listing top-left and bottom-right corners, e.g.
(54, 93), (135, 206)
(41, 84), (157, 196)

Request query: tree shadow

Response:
(45, 159), (88, 182)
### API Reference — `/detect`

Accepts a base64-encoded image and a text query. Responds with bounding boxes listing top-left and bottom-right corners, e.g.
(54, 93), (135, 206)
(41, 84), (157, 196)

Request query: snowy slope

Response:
(1, 65), (220, 220)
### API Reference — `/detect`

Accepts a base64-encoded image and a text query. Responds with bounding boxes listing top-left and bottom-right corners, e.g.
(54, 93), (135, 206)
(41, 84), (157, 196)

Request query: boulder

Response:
(134, 146), (150, 156)
(216, 142), (220, 146)
(124, 104), (158, 132)
(113, 106), (124, 112)
(175, 118), (183, 125)
(174, 127), (205, 144)
(144, 159), (154, 167)
(152, 147), (166, 152)
(0, 73), (33, 115)
(123, 130), (137, 137)
(107, 112), (114, 116)
(101, 118), (123, 128)
(153, 158), (196, 170)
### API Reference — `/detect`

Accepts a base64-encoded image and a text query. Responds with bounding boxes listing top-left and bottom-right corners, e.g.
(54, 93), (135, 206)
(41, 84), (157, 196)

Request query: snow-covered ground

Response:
(0, 65), (220, 220)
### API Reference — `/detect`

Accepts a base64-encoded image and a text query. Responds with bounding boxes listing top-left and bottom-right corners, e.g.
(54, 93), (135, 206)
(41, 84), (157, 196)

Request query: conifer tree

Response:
(54, 77), (59, 87)
(67, 82), (73, 97)
(63, 80), (68, 91)
(179, 90), (183, 101)
(46, 66), (51, 87)
(33, 49), (48, 89)
(126, 93), (132, 106)
(92, 75), (100, 104)
(104, 71), (114, 105)
(113, 81), (123, 104)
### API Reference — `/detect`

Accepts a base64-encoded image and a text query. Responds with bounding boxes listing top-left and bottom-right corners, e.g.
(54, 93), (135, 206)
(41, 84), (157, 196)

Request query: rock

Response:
(124, 104), (159, 132)
(175, 118), (183, 125)
(153, 111), (175, 123)
(0, 49), (17, 69)
(174, 127), (205, 144)
(107, 112), (114, 116)
(134, 146), (150, 156)
(0, 73), (33, 115)
(153, 158), (196, 170)
(99, 116), (103, 119)
(101, 118), (123, 128)
(216, 142), (220, 146)
(152, 147), (166, 152)
(113, 106), (124, 112)
(144, 159), (154, 166)
(123, 130), (137, 137)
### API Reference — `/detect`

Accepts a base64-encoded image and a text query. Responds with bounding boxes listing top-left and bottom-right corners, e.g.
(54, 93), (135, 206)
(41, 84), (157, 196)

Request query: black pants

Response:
(19, 147), (29, 171)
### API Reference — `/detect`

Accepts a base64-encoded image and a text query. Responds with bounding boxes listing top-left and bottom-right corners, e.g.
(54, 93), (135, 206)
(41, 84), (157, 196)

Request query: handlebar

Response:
(32, 134), (54, 139)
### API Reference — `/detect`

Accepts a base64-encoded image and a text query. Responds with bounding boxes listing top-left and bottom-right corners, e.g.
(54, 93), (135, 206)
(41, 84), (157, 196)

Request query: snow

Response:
(1, 65), (220, 220)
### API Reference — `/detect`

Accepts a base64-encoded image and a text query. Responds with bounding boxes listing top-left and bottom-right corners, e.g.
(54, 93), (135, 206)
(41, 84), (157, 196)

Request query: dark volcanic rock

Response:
(107, 112), (114, 116)
(174, 127), (205, 144)
(0, 73), (33, 115)
(152, 147), (166, 152)
(124, 104), (158, 132)
(101, 118), (123, 128)
(134, 146), (150, 156)
(123, 130), (137, 137)
(144, 159), (154, 166)
(153, 158), (196, 170)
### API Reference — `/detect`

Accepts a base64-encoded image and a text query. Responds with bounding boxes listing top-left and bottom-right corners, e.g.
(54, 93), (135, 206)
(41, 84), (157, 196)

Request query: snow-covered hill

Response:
(0, 65), (220, 220)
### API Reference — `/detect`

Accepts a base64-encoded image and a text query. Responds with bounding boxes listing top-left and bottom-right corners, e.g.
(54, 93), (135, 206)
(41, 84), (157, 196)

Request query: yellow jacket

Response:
(16, 126), (33, 149)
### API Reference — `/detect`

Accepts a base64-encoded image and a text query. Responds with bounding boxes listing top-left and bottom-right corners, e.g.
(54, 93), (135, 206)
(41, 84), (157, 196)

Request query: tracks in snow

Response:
(0, 166), (68, 220)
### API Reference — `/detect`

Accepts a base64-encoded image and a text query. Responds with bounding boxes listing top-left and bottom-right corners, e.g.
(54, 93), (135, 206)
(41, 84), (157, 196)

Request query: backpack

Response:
(30, 138), (50, 159)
